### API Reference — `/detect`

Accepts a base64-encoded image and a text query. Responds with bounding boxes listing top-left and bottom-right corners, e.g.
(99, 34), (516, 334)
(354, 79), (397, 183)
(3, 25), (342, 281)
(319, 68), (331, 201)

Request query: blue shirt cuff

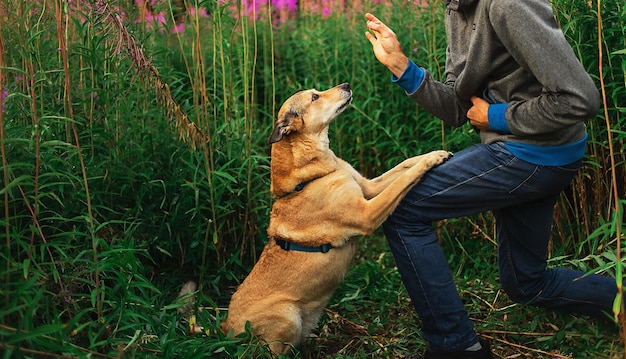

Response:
(392, 59), (424, 94)
(488, 103), (509, 133)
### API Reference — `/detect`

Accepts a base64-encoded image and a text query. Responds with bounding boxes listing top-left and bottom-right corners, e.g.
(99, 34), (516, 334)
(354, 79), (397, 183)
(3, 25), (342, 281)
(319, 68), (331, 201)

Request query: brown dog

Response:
(219, 83), (450, 354)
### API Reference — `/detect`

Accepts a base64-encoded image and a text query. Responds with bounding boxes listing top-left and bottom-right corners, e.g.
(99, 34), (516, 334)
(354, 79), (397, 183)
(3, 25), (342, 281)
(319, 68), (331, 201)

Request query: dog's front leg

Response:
(338, 157), (416, 199)
(343, 150), (452, 236)
(358, 152), (451, 198)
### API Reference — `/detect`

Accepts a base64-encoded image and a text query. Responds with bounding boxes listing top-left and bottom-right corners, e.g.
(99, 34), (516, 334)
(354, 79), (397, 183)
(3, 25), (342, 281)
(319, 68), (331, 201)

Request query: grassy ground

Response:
(308, 234), (623, 359)
(167, 230), (622, 359)
(2, 230), (621, 358)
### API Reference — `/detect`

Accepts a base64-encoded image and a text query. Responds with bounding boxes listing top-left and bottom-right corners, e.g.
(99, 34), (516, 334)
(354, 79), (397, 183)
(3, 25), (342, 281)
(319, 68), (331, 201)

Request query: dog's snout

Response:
(339, 83), (350, 91)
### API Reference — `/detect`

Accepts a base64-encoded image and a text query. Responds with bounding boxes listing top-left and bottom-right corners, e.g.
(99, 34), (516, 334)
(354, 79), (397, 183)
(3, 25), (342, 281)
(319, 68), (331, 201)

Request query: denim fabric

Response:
(382, 142), (617, 353)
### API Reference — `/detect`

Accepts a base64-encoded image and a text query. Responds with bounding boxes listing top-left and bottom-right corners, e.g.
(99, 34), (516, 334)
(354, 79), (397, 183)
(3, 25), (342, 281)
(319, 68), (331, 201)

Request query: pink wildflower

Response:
(171, 23), (185, 34)
(189, 6), (210, 18)
(139, 12), (167, 30)
(273, 0), (297, 12)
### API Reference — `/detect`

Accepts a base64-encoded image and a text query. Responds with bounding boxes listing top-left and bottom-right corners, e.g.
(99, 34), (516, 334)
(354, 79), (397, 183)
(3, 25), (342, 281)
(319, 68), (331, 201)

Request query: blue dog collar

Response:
(275, 239), (333, 253)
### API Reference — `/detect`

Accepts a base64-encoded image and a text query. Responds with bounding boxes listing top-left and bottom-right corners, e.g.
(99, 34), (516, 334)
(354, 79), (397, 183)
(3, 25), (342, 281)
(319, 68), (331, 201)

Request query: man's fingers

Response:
(364, 12), (378, 22)
(365, 13), (384, 31)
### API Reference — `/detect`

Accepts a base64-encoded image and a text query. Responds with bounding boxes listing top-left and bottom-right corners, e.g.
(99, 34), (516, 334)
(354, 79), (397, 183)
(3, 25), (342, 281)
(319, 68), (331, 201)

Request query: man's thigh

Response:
(393, 142), (580, 223)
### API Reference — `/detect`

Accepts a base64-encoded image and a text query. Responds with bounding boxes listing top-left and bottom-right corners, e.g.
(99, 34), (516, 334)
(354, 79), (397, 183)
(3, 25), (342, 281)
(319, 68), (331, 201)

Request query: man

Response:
(364, 0), (617, 358)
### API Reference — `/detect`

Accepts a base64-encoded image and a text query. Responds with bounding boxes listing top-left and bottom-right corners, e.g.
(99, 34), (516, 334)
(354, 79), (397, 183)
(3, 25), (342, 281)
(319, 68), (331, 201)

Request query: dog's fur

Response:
(210, 83), (449, 354)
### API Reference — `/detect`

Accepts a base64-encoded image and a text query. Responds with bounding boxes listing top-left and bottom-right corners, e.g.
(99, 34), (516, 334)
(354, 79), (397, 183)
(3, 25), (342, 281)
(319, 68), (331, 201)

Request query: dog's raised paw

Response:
(426, 150), (453, 166)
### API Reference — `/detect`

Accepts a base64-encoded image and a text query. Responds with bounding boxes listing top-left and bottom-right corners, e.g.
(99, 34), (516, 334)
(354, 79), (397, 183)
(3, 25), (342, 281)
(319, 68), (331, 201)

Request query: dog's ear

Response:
(268, 111), (299, 144)
(268, 124), (288, 144)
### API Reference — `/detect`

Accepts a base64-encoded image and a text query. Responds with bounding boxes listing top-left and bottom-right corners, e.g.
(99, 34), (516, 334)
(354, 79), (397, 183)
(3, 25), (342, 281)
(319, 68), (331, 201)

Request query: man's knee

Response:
(382, 212), (434, 239)
(500, 276), (544, 305)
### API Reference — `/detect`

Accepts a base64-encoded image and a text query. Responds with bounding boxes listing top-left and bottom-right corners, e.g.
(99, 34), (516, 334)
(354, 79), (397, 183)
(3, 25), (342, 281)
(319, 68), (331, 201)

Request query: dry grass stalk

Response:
(91, 0), (206, 149)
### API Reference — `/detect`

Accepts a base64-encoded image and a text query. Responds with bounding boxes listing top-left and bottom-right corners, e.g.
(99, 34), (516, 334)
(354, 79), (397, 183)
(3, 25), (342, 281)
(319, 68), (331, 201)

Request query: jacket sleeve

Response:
(489, 0), (600, 136)
(404, 13), (476, 129)
(406, 62), (472, 128)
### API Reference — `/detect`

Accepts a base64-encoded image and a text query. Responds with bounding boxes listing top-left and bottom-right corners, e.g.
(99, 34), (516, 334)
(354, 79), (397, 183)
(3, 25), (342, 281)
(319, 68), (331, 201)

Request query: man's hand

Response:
(467, 96), (490, 131)
(365, 13), (409, 78)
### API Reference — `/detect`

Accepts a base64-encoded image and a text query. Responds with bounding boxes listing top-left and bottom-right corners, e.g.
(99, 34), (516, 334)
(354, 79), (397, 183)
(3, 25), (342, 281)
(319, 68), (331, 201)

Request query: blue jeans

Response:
(382, 142), (617, 352)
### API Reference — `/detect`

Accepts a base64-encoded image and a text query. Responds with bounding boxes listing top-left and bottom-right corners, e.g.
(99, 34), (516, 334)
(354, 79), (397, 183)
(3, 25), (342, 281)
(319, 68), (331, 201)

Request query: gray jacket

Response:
(410, 0), (600, 147)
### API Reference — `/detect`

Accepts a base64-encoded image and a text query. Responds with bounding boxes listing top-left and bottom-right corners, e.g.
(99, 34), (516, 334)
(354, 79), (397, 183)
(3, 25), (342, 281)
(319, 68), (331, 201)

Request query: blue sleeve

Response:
(392, 59), (425, 94)
(488, 103), (510, 133)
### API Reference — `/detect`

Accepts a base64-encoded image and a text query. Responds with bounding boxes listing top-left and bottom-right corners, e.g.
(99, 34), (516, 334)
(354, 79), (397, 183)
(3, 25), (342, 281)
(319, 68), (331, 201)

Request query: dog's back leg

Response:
(259, 305), (303, 355)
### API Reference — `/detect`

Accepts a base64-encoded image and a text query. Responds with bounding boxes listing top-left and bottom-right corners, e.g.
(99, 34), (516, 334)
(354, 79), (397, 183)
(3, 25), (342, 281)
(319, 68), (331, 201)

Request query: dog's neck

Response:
(270, 133), (337, 198)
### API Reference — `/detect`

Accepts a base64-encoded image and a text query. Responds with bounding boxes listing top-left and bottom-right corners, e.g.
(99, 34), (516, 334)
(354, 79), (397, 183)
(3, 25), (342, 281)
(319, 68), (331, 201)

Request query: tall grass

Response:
(0, 0), (624, 357)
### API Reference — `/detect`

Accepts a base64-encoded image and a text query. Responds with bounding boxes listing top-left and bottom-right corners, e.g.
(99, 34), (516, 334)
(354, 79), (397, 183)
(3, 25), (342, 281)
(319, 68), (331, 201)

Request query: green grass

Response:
(0, 0), (624, 357)
(269, 234), (623, 359)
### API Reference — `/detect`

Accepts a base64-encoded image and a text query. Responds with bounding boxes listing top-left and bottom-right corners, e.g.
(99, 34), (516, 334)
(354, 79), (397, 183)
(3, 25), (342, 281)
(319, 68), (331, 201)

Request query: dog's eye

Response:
(311, 93), (319, 102)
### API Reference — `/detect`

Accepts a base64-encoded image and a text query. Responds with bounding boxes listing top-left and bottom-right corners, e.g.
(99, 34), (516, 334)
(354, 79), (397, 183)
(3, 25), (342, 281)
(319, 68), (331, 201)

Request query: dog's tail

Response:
(176, 280), (205, 334)
(176, 280), (198, 316)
